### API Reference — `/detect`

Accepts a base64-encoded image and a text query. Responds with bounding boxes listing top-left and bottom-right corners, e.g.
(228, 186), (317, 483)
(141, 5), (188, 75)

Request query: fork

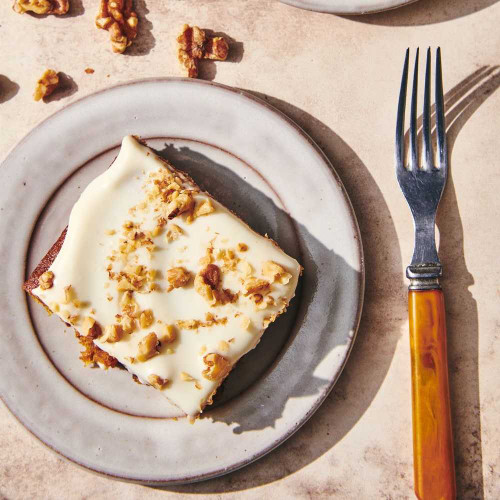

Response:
(396, 47), (456, 500)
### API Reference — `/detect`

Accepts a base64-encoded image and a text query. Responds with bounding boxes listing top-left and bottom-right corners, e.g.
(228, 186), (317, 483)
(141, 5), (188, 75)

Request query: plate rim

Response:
(0, 77), (365, 484)
(279, 0), (418, 15)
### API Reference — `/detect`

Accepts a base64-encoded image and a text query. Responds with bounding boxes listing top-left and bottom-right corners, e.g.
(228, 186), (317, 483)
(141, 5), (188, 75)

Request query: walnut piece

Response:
(244, 277), (270, 296)
(137, 332), (159, 361)
(95, 0), (138, 54)
(166, 192), (195, 220)
(101, 324), (123, 343)
(166, 224), (183, 242)
(120, 291), (140, 317)
(33, 69), (59, 102)
(139, 309), (154, 328)
(167, 266), (191, 290)
(262, 261), (292, 285)
(159, 324), (177, 344)
(81, 317), (102, 339)
(237, 243), (248, 252)
(194, 199), (215, 218)
(202, 353), (231, 381)
(177, 24), (229, 78)
(39, 271), (54, 290)
(200, 263), (220, 289)
(13, 0), (69, 15)
(195, 264), (238, 306)
(148, 374), (168, 390)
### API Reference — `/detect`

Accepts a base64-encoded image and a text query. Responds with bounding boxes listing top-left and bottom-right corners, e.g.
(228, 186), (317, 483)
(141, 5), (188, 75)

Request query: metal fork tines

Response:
(396, 47), (448, 287)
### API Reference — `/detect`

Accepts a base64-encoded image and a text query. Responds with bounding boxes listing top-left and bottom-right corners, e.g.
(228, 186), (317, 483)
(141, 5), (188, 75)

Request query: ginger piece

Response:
(33, 69), (59, 102)
(13, 0), (69, 15)
(177, 24), (229, 78)
(95, 0), (138, 54)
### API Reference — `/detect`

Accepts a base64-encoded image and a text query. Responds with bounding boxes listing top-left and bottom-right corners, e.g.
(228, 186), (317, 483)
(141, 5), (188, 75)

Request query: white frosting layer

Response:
(33, 136), (300, 416)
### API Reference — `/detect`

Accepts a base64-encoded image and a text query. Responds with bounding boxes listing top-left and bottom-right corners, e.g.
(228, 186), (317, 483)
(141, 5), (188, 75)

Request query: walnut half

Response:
(33, 69), (59, 102)
(13, 0), (69, 15)
(95, 0), (138, 54)
(177, 24), (229, 78)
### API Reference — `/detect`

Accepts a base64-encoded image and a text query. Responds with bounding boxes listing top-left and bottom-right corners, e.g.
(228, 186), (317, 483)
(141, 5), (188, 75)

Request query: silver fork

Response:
(396, 48), (456, 500)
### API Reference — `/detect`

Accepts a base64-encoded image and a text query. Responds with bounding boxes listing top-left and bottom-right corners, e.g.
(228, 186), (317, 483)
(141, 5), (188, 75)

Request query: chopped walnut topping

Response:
(200, 263), (220, 289)
(101, 324), (123, 343)
(218, 340), (230, 352)
(199, 344), (207, 355)
(159, 324), (177, 344)
(95, 0), (138, 54)
(137, 332), (159, 362)
(119, 291), (140, 317)
(240, 315), (251, 330)
(166, 192), (195, 220)
(217, 248), (239, 271)
(244, 277), (270, 296)
(105, 229), (116, 235)
(166, 266), (191, 290)
(117, 314), (136, 334)
(237, 243), (248, 252)
(177, 24), (229, 78)
(139, 309), (154, 328)
(33, 69), (59, 102)
(124, 356), (135, 364)
(148, 374), (169, 390)
(238, 259), (253, 277)
(81, 316), (102, 339)
(62, 285), (74, 304)
(194, 199), (215, 218)
(13, 0), (69, 15)
(198, 246), (214, 267)
(262, 261), (292, 285)
(166, 224), (183, 242)
(180, 371), (196, 382)
(202, 353), (232, 381)
(39, 271), (54, 290)
(176, 314), (227, 330)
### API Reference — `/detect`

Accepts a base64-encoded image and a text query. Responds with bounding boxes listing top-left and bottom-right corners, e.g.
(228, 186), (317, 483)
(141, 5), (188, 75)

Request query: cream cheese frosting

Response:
(32, 136), (301, 417)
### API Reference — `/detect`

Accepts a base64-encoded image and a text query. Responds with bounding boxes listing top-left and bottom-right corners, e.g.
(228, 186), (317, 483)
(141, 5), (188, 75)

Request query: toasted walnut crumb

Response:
(68, 314), (80, 325)
(95, 0), (138, 54)
(200, 263), (220, 289)
(237, 243), (248, 252)
(105, 229), (116, 235)
(81, 316), (102, 339)
(166, 192), (195, 220)
(244, 277), (270, 295)
(137, 332), (159, 362)
(166, 224), (183, 242)
(101, 324), (123, 343)
(180, 371), (196, 382)
(148, 374), (169, 390)
(194, 199), (215, 217)
(159, 324), (177, 344)
(238, 259), (253, 277)
(198, 246), (214, 267)
(262, 261), (292, 284)
(199, 344), (207, 355)
(124, 356), (135, 364)
(202, 353), (231, 381)
(85, 68), (95, 74)
(177, 24), (229, 78)
(62, 285), (74, 304)
(120, 291), (140, 317)
(39, 271), (54, 290)
(166, 266), (191, 290)
(139, 309), (154, 328)
(13, 0), (69, 15)
(241, 315), (251, 330)
(33, 69), (59, 102)
(118, 315), (136, 334)
(218, 340), (230, 352)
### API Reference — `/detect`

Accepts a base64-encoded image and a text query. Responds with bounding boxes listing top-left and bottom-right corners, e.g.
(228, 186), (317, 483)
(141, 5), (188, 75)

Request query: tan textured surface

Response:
(1, 0), (499, 498)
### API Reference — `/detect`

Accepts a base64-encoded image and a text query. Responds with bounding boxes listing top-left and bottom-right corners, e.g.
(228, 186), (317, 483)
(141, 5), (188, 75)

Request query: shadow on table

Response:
(342, 0), (499, 26)
(126, 0), (155, 57)
(154, 91), (406, 493)
(0, 76), (19, 104)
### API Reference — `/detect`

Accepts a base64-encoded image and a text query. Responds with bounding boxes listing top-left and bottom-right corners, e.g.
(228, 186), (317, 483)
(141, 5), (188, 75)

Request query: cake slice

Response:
(25, 136), (301, 418)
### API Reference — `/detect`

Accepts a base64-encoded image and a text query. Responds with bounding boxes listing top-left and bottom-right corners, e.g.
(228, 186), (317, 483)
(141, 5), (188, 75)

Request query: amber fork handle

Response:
(409, 288), (455, 499)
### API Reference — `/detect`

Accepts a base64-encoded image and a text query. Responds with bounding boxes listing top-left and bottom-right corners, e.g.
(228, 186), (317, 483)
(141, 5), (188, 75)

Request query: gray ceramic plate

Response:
(280, 0), (417, 14)
(0, 78), (364, 484)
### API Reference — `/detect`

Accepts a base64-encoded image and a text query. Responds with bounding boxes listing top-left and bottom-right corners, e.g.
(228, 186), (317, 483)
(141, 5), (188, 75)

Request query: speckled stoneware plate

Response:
(280, 0), (418, 14)
(0, 78), (363, 484)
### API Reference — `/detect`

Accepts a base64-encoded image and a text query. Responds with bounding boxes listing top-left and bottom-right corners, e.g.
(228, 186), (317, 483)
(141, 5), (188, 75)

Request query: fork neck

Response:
(407, 264), (442, 290)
